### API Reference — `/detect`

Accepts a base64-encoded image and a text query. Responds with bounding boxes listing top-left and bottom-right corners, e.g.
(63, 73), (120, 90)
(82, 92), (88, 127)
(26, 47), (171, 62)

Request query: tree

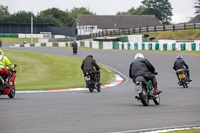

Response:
(0, 5), (10, 22)
(117, 6), (145, 15)
(194, 0), (200, 14)
(70, 7), (95, 28)
(141, 0), (173, 24)
(40, 8), (72, 27)
(3, 11), (34, 23)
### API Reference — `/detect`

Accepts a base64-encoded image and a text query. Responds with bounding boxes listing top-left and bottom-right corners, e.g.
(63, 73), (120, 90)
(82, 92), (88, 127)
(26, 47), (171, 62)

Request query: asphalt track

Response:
(0, 45), (200, 133)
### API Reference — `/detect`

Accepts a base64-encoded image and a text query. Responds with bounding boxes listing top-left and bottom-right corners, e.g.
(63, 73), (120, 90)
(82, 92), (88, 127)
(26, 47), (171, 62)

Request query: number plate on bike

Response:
(84, 77), (90, 81)
(178, 74), (184, 79)
(135, 85), (142, 93)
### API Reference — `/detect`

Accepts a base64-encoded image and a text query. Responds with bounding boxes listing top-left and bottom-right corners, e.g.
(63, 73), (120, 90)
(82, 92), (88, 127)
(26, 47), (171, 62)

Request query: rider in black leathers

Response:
(129, 53), (160, 94)
(72, 41), (78, 54)
(81, 53), (100, 83)
(173, 55), (192, 83)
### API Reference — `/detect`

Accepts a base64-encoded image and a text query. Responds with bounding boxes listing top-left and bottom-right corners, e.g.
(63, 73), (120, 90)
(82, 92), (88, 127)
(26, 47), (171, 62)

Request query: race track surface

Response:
(0, 45), (200, 133)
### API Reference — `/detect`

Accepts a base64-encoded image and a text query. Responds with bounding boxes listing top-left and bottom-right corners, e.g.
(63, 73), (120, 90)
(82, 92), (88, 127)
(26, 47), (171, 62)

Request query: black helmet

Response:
(87, 53), (93, 58)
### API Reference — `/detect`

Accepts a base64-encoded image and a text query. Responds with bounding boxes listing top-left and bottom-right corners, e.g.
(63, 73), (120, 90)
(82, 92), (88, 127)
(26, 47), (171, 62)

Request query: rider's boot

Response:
(187, 78), (192, 82)
(154, 85), (162, 94)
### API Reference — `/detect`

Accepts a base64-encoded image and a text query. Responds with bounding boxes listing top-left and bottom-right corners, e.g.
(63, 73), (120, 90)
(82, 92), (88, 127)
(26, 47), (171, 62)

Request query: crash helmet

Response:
(177, 55), (182, 59)
(87, 53), (93, 58)
(134, 53), (144, 59)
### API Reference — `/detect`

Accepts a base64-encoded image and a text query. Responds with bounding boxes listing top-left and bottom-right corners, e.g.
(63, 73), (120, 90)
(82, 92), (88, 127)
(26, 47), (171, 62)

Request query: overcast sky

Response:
(0, 0), (196, 24)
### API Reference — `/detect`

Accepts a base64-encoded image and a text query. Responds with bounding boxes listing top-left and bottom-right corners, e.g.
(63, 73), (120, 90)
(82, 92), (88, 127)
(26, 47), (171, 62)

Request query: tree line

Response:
(0, 6), (94, 28)
(0, 0), (199, 28)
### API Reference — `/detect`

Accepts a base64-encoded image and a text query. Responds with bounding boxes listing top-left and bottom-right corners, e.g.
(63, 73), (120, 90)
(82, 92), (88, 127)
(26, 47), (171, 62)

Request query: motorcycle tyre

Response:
(88, 84), (94, 92)
(181, 78), (188, 88)
(153, 95), (160, 105)
(97, 84), (101, 92)
(8, 86), (15, 98)
(139, 86), (149, 106)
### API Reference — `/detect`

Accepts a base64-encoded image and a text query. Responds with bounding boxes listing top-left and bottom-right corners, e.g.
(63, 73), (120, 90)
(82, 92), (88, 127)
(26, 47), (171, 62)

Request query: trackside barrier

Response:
(13, 41), (200, 51)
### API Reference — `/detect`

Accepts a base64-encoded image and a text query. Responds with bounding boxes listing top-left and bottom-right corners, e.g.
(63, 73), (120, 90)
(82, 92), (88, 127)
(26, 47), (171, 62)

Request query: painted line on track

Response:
(16, 74), (123, 94)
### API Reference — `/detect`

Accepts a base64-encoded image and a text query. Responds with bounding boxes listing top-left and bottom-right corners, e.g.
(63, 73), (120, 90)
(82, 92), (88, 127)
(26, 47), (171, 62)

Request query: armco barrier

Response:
(13, 41), (200, 51)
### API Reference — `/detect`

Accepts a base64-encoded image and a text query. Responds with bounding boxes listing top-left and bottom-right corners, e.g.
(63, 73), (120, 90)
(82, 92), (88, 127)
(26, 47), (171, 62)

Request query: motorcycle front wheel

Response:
(8, 86), (15, 98)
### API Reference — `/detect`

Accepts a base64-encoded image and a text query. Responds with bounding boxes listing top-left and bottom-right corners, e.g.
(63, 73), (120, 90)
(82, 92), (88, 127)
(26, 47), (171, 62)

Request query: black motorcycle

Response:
(84, 70), (101, 92)
(73, 48), (78, 55)
(135, 73), (161, 106)
(176, 69), (189, 88)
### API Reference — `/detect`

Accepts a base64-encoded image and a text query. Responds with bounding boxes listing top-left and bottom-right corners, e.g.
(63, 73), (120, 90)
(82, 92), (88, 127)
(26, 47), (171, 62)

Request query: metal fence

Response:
(49, 37), (76, 42)
(90, 23), (200, 38)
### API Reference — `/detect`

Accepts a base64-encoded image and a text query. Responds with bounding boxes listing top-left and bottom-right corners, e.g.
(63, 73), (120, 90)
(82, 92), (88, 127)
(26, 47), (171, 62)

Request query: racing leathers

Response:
(129, 57), (157, 89)
(0, 55), (15, 88)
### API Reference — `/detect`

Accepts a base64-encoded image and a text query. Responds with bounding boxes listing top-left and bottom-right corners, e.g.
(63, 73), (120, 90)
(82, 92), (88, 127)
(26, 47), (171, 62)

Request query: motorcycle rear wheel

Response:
(153, 95), (160, 105)
(97, 84), (101, 92)
(139, 86), (149, 106)
(88, 85), (94, 92)
(181, 78), (188, 88)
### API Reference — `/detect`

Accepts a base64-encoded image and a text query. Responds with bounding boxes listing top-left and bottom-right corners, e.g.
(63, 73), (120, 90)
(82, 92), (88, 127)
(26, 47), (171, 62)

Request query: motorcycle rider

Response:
(173, 55), (192, 83)
(129, 53), (160, 94)
(0, 50), (15, 88)
(72, 40), (78, 54)
(81, 53), (101, 85)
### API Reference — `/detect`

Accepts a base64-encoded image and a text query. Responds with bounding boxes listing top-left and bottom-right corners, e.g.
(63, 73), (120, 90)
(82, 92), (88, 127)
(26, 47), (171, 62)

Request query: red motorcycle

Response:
(0, 64), (17, 98)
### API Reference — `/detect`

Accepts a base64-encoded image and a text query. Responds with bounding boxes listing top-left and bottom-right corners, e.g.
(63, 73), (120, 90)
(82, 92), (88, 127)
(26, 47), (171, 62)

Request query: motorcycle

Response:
(0, 64), (17, 98)
(134, 73), (161, 106)
(84, 70), (101, 92)
(176, 69), (189, 88)
(73, 47), (78, 55)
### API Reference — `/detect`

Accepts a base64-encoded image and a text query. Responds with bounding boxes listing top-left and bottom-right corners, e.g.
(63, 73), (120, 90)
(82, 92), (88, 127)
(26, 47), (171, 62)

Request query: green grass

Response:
(0, 38), (38, 44)
(161, 128), (200, 133)
(2, 48), (115, 91)
(148, 29), (200, 41)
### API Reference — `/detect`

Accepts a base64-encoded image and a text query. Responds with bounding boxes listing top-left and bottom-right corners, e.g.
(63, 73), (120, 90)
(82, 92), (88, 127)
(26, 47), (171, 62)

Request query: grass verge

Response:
(0, 38), (38, 44)
(2, 48), (116, 91)
(161, 128), (200, 133)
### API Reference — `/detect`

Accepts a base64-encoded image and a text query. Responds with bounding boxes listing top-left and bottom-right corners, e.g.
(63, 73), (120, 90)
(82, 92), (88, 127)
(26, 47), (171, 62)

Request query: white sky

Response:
(0, 0), (196, 24)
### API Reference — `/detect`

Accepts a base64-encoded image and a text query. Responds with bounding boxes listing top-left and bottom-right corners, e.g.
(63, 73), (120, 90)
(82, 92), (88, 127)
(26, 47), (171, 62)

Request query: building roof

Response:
(77, 15), (162, 29)
(188, 14), (200, 23)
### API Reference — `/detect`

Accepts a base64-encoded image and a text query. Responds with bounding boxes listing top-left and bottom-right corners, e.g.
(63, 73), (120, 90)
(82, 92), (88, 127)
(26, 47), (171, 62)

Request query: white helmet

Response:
(134, 53), (144, 59)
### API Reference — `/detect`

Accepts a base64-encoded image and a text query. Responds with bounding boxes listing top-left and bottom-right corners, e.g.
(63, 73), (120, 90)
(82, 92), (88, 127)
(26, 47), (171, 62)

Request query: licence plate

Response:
(178, 74), (184, 79)
(85, 77), (90, 81)
(135, 85), (142, 93)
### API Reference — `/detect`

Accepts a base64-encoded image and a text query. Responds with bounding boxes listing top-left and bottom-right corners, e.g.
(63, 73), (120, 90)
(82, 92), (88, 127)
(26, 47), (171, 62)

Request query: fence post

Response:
(146, 27), (148, 33)
(194, 23), (196, 29)
(173, 25), (175, 31)
(139, 27), (141, 33)
(154, 26), (156, 32)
